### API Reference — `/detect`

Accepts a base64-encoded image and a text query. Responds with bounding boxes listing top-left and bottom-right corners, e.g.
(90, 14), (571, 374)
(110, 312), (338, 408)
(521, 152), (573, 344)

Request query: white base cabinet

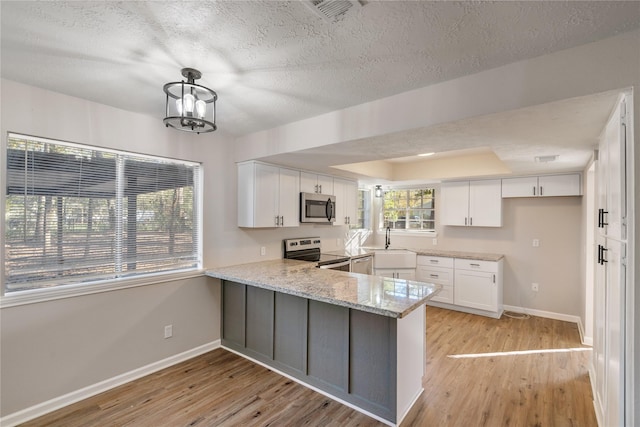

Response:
(416, 256), (454, 304)
(418, 255), (503, 318)
(453, 259), (501, 313)
(374, 268), (416, 280)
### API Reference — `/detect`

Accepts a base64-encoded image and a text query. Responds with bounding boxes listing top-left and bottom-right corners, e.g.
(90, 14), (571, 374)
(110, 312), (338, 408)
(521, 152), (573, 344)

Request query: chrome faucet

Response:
(385, 227), (391, 249)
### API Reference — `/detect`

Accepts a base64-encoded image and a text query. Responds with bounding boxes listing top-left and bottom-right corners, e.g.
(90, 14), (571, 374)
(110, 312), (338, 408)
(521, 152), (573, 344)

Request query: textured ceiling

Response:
(2, 1), (639, 180)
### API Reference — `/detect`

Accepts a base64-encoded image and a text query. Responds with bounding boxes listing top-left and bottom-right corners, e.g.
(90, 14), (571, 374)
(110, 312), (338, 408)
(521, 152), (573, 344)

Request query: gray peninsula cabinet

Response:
(207, 259), (440, 425)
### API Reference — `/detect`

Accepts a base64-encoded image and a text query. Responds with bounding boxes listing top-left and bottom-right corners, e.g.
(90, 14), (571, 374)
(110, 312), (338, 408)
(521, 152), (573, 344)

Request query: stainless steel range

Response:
(283, 237), (351, 271)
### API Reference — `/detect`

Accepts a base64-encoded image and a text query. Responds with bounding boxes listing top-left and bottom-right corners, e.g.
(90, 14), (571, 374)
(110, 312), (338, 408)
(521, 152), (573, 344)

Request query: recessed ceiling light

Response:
(418, 152), (435, 157)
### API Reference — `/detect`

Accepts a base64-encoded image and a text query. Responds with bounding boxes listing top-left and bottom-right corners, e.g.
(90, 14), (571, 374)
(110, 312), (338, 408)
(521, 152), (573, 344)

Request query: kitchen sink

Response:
(374, 249), (417, 269)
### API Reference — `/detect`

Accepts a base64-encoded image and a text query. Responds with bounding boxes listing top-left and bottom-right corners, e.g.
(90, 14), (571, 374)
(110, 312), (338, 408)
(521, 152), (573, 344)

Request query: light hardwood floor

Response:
(21, 307), (597, 426)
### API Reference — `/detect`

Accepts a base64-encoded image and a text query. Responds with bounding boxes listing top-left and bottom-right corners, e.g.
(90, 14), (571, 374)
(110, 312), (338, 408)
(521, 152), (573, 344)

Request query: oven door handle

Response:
(318, 259), (351, 269)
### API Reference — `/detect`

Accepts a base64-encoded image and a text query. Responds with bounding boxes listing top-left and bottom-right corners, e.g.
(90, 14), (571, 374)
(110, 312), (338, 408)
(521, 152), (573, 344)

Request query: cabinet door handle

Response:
(598, 209), (603, 228)
(464, 217), (467, 226)
(470, 217), (473, 226)
(540, 186), (543, 196)
(602, 210), (609, 226)
(533, 186), (536, 196)
(493, 274), (496, 283)
(319, 184), (322, 193)
(281, 216), (284, 226)
(601, 246), (608, 264)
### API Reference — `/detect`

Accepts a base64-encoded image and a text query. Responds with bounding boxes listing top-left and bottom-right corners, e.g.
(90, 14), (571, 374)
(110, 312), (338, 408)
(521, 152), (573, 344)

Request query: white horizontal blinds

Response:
(4, 134), (201, 293)
(118, 154), (199, 277)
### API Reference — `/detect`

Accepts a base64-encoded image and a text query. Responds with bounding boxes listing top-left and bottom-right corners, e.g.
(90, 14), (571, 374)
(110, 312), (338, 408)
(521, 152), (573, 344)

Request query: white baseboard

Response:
(577, 318), (593, 346)
(1, 340), (221, 427)
(503, 304), (582, 324)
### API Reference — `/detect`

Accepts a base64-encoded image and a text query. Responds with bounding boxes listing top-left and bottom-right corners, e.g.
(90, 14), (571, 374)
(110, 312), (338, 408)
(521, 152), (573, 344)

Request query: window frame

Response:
(1, 133), (204, 305)
(353, 188), (372, 230)
(379, 186), (436, 234)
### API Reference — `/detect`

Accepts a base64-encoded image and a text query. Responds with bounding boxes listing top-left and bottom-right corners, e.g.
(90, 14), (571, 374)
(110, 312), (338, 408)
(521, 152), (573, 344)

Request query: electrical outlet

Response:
(432, 238), (438, 245)
(532, 283), (539, 292)
(164, 324), (173, 339)
(533, 239), (540, 247)
(260, 246), (266, 256)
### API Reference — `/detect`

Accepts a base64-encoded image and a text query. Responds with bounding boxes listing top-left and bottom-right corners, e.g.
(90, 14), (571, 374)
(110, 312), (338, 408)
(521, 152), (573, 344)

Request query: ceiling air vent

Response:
(535, 155), (559, 163)
(305, 0), (362, 22)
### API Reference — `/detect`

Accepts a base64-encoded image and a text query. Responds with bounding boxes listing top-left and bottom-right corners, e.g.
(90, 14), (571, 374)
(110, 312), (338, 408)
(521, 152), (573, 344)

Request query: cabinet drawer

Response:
(416, 267), (452, 285)
(430, 285), (453, 304)
(454, 258), (498, 273)
(417, 255), (454, 268)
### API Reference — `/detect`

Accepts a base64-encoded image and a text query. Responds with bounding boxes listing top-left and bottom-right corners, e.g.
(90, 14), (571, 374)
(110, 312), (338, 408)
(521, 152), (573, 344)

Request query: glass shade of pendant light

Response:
(163, 68), (217, 134)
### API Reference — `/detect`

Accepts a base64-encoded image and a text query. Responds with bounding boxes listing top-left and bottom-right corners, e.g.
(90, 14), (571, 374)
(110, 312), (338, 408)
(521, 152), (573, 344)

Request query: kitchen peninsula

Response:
(206, 259), (440, 426)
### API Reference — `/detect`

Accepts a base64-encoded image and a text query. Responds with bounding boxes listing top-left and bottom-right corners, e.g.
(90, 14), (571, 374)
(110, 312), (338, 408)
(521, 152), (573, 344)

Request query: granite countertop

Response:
(322, 248), (374, 259)
(409, 249), (504, 262)
(362, 247), (504, 262)
(206, 259), (440, 319)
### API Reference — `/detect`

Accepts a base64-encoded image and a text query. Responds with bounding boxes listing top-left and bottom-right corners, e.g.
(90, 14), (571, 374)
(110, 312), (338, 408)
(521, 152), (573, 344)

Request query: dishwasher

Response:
(350, 255), (373, 275)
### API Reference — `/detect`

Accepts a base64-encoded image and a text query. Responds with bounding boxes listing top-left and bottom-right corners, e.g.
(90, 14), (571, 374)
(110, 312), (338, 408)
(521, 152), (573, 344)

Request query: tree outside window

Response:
(382, 188), (435, 231)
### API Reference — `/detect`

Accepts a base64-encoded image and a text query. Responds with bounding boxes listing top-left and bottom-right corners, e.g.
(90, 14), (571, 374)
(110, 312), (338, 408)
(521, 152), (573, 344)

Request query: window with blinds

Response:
(4, 133), (202, 294)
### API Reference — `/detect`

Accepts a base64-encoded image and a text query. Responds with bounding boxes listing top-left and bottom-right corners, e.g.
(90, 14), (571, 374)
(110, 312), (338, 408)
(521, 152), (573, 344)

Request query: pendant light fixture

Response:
(375, 185), (383, 198)
(163, 68), (217, 134)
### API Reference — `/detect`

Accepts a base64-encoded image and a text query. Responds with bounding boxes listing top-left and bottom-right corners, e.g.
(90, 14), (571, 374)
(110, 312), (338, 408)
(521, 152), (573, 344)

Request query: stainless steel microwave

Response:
(300, 192), (336, 223)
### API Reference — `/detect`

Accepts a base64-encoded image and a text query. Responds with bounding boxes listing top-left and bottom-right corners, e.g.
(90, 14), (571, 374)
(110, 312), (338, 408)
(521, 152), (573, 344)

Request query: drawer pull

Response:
(430, 259), (439, 263)
(430, 274), (439, 278)
(470, 263), (480, 267)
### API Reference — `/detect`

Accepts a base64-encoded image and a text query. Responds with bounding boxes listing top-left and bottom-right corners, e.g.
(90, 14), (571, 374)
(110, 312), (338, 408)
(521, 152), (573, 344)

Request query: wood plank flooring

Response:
(20, 307), (597, 426)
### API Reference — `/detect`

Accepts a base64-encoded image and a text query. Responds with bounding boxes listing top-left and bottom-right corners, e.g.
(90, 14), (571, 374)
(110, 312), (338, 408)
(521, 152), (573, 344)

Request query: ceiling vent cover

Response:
(306, 0), (361, 22)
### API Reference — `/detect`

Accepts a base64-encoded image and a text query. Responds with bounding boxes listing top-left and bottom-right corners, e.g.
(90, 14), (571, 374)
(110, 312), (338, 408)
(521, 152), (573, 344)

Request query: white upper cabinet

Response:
(237, 161), (300, 228)
(440, 180), (502, 227)
(300, 171), (334, 195)
(333, 178), (357, 226)
(502, 174), (581, 198)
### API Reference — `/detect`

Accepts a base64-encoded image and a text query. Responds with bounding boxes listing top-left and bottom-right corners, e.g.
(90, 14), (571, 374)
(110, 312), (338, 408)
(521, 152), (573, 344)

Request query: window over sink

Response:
(381, 187), (435, 232)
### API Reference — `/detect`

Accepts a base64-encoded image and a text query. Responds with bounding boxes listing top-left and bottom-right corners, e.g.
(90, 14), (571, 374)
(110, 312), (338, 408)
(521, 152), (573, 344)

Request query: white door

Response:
(440, 181), (469, 226)
(453, 269), (496, 312)
(254, 163), (280, 227)
(538, 174), (581, 197)
(605, 101), (626, 240)
(468, 180), (502, 227)
(593, 234), (608, 418)
(501, 176), (538, 197)
(605, 238), (626, 427)
(278, 167), (300, 227)
(300, 172), (318, 194)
